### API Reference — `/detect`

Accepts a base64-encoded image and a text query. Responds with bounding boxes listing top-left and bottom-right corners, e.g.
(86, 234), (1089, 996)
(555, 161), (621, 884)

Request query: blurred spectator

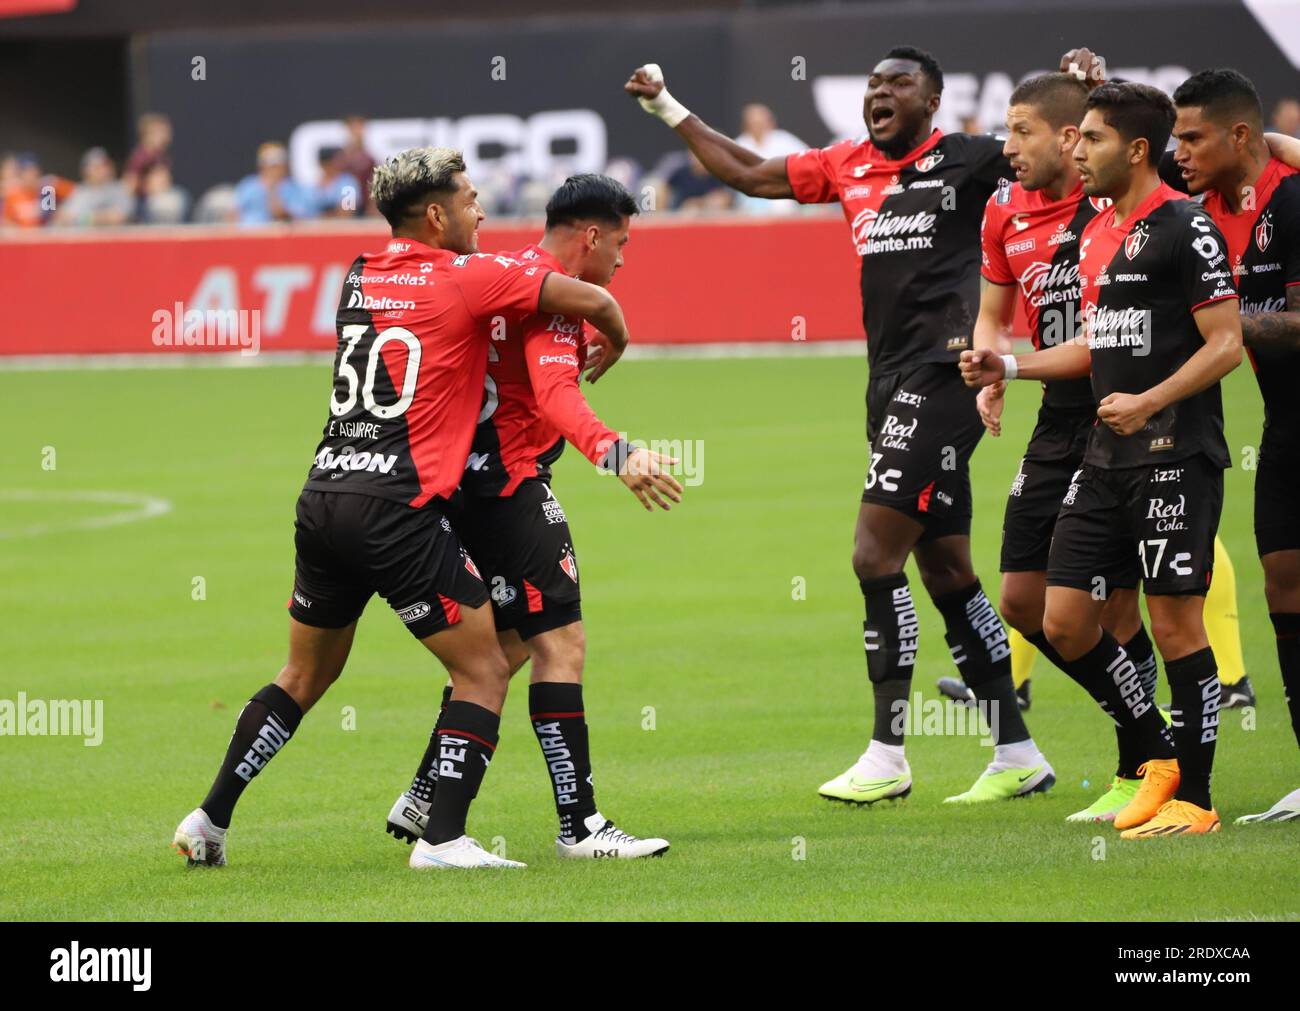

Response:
(311, 147), (362, 217)
(667, 150), (733, 213)
(54, 147), (133, 227)
(234, 142), (313, 224)
(960, 114), (984, 135)
(734, 103), (805, 215)
(3, 152), (73, 228)
(123, 113), (173, 197)
(137, 163), (189, 225)
(193, 183), (238, 225)
(1271, 98), (1300, 138)
(337, 115), (377, 210)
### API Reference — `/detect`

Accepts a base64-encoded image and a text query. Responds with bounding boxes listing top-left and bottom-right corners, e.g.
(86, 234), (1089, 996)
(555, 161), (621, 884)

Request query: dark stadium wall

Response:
(0, 37), (128, 179)
(118, 0), (1299, 200)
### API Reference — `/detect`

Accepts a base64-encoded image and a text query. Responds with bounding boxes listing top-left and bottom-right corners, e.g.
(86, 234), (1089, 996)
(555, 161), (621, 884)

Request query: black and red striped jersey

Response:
(1201, 158), (1300, 440)
(461, 243), (621, 497)
(786, 129), (1010, 377)
(1078, 183), (1237, 469)
(304, 238), (552, 507)
(980, 179), (1102, 411)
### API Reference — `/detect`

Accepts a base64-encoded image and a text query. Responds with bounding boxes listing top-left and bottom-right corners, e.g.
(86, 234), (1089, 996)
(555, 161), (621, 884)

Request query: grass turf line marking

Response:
(0, 489), (173, 540)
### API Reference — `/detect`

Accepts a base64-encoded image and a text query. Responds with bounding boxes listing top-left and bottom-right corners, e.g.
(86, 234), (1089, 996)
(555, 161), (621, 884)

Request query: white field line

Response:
(0, 489), (173, 540)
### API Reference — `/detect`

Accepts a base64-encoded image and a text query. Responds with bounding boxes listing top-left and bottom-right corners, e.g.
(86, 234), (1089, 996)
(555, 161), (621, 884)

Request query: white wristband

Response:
(1000, 354), (1019, 380)
(637, 63), (691, 128)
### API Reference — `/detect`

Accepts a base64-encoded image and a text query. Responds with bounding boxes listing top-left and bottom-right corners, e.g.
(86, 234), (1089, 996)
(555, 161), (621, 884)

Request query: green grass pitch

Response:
(1, 354), (1296, 921)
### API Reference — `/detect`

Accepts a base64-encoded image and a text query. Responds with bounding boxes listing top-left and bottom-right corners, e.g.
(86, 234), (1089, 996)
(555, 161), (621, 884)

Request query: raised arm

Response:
(625, 64), (795, 199)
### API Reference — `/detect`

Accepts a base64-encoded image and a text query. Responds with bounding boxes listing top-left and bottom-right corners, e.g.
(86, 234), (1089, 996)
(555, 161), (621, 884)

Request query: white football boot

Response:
(1235, 786), (1300, 824)
(386, 792), (429, 844)
(172, 808), (227, 867)
(409, 835), (526, 869)
(555, 813), (670, 859)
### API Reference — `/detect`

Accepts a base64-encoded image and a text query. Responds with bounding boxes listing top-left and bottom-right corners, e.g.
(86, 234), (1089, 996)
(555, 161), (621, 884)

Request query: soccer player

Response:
(1168, 69), (1300, 823)
(627, 48), (1055, 805)
(386, 174), (681, 858)
(961, 82), (1242, 838)
(971, 72), (1168, 822)
(172, 148), (634, 870)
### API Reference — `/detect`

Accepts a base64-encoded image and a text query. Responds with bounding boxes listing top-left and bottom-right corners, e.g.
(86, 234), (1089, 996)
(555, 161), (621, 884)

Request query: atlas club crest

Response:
(1256, 211), (1273, 252)
(914, 152), (944, 173)
(1125, 222), (1150, 260)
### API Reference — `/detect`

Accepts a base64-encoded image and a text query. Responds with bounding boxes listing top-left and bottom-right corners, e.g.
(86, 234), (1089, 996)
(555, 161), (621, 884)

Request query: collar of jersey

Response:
(855, 128), (944, 174)
(1204, 156), (1292, 220)
(1101, 181), (1179, 233)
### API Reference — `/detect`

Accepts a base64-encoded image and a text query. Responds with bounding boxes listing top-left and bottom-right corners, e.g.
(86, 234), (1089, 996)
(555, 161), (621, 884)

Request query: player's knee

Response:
(275, 662), (338, 712)
(527, 623), (586, 680)
(1042, 607), (1088, 661)
(998, 591), (1042, 636)
(1147, 612), (1203, 661)
(851, 540), (898, 581)
(1262, 558), (1300, 610)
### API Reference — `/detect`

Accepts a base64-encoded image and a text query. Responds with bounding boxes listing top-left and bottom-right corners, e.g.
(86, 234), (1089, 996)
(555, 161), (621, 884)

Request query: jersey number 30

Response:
(330, 324), (422, 419)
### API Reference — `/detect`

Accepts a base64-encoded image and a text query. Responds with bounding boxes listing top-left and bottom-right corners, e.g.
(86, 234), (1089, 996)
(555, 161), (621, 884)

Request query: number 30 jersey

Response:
(304, 237), (551, 508)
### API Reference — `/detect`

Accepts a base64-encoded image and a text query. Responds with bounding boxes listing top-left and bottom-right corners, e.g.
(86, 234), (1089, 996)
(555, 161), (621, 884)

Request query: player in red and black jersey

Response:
(963, 83), (1243, 838)
(388, 175), (682, 860)
(967, 73), (1171, 822)
(626, 47), (1056, 806)
(1170, 69), (1300, 824)
(173, 148), (634, 871)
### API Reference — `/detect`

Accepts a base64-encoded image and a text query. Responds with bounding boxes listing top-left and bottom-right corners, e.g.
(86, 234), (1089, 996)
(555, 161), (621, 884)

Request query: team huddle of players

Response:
(172, 42), (1300, 872)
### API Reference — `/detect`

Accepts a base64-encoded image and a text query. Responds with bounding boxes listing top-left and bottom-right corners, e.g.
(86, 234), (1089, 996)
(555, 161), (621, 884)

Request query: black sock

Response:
(1166, 648), (1220, 810)
(408, 684), (453, 810)
(932, 580), (1029, 746)
(860, 573), (919, 746)
(1055, 631), (1176, 761)
(422, 701), (499, 845)
(1115, 627), (1159, 780)
(201, 683), (302, 829)
(529, 682), (597, 843)
(1269, 613), (1300, 749)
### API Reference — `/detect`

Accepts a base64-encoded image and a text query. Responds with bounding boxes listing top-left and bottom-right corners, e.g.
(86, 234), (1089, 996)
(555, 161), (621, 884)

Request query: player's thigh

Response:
(526, 621), (586, 684)
(1132, 456), (1223, 598)
(862, 364), (982, 547)
(418, 599), (509, 696)
(852, 500), (923, 577)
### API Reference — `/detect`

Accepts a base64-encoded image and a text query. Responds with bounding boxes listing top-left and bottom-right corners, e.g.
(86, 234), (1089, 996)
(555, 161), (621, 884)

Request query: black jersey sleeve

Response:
(1277, 177), (1300, 287)
(1175, 207), (1239, 311)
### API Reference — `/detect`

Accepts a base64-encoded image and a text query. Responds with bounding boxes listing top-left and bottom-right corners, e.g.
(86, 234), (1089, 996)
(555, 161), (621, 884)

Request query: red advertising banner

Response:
(1, 216), (876, 356)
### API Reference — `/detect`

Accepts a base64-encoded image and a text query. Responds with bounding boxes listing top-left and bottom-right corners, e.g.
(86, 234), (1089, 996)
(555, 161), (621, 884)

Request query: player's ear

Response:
(1059, 125), (1080, 155)
(1130, 137), (1147, 167)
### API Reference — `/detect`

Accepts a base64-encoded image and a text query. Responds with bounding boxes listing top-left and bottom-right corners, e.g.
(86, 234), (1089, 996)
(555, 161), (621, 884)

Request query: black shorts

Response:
(862, 363), (984, 540)
(448, 479), (582, 639)
(1000, 405), (1098, 574)
(1047, 456), (1223, 597)
(288, 489), (489, 638)
(1254, 435), (1300, 556)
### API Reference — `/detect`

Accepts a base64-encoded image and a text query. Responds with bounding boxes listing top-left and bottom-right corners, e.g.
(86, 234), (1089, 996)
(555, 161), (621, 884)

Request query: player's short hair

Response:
(1009, 73), (1089, 130)
(1172, 68), (1263, 130)
(370, 146), (466, 228)
(1085, 81), (1175, 165)
(545, 173), (639, 230)
(882, 45), (944, 95)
